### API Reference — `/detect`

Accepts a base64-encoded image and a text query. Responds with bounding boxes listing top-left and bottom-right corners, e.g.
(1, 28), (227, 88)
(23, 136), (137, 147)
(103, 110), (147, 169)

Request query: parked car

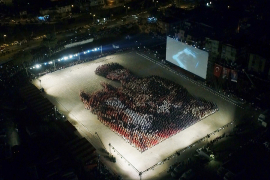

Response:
(171, 164), (186, 178)
(179, 169), (195, 180)
(21, 39), (27, 44)
(217, 166), (228, 177)
(0, 129), (6, 138)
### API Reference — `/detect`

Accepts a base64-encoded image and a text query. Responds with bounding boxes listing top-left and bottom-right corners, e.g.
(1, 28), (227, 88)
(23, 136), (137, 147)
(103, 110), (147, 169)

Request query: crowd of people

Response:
(95, 63), (136, 83)
(80, 63), (218, 152)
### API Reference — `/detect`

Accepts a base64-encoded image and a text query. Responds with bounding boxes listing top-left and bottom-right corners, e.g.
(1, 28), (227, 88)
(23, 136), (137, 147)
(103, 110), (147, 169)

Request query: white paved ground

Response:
(33, 51), (245, 180)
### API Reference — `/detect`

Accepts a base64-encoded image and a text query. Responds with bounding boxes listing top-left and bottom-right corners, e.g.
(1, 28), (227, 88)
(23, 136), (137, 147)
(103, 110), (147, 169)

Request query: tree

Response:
(149, 7), (158, 17)
(90, 26), (97, 34)
(12, 50), (33, 65)
(42, 31), (57, 56)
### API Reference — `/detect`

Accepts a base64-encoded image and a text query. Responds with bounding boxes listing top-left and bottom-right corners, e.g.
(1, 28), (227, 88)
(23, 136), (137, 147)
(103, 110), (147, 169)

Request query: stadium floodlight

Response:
(95, 48), (97, 51)
(64, 56), (68, 60)
(33, 67), (35, 69)
(35, 64), (41, 68)
(88, 50), (90, 52)
(49, 61), (53, 64)
(69, 55), (73, 58)
(58, 59), (61, 61)
(44, 62), (47, 65)
(84, 52), (86, 54)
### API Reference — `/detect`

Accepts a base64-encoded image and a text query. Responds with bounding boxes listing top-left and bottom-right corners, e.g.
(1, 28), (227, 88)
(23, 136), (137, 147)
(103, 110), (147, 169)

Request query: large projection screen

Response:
(166, 37), (209, 79)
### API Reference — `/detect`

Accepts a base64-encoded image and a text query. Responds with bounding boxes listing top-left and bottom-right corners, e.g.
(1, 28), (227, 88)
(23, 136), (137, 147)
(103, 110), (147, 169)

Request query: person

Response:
(80, 64), (218, 152)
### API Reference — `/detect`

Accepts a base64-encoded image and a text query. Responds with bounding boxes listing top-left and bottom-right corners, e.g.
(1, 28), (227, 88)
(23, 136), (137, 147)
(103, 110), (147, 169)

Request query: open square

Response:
(32, 51), (242, 179)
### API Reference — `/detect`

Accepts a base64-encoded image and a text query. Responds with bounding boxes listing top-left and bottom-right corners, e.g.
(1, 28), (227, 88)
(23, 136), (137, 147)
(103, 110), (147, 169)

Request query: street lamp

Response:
(3, 35), (6, 42)
(153, 0), (158, 7)
(38, 79), (42, 89)
(124, 6), (130, 15)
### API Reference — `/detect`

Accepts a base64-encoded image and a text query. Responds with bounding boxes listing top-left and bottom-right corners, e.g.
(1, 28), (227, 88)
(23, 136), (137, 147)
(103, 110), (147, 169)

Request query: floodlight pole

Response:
(109, 143), (112, 157)
(53, 60), (56, 71)
(39, 79), (42, 89)
(23, 63), (28, 76)
(101, 45), (102, 54)
(95, 132), (107, 152)
(54, 106), (57, 118)
(25, 67), (28, 77)
(98, 154), (100, 172)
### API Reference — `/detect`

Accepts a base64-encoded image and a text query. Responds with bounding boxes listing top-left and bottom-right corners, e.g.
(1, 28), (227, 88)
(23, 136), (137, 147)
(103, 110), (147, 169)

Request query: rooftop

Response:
(223, 160), (245, 175)
(159, 16), (181, 24)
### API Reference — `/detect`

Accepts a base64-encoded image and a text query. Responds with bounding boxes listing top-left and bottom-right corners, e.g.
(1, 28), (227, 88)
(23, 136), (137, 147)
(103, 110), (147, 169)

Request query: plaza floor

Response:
(32, 51), (245, 179)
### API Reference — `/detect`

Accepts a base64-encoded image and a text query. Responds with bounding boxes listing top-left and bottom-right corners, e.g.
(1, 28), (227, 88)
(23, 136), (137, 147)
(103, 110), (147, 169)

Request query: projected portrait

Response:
(172, 48), (198, 70)
(80, 63), (218, 152)
(166, 37), (209, 79)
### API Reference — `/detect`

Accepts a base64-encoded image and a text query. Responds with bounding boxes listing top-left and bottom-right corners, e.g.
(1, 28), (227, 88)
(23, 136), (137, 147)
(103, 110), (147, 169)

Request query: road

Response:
(0, 12), (149, 65)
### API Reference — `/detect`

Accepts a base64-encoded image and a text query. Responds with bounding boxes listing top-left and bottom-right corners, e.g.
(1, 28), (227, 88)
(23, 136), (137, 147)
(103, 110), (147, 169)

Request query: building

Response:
(204, 37), (223, 81)
(174, 0), (197, 9)
(157, 17), (181, 34)
(218, 160), (245, 180)
(40, 5), (72, 15)
(75, 0), (105, 12)
(258, 114), (267, 127)
(89, 0), (105, 6)
(75, 0), (105, 7)
(220, 40), (247, 66)
(106, 0), (125, 6)
(248, 53), (267, 74)
(205, 38), (221, 57)
(247, 44), (270, 79)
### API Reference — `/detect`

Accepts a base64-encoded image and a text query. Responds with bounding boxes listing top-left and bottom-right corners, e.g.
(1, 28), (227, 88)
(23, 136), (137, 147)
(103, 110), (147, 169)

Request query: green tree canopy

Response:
(12, 50), (33, 65)
(42, 31), (57, 55)
(90, 26), (97, 34)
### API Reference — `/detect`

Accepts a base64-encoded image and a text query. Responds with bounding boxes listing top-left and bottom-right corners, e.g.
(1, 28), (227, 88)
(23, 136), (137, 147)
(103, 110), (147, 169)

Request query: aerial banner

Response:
(222, 67), (230, 79)
(231, 70), (238, 82)
(214, 64), (222, 77)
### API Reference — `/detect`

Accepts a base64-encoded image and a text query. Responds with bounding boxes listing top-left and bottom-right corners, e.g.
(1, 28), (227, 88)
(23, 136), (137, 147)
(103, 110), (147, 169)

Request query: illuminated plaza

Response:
(32, 51), (245, 179)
